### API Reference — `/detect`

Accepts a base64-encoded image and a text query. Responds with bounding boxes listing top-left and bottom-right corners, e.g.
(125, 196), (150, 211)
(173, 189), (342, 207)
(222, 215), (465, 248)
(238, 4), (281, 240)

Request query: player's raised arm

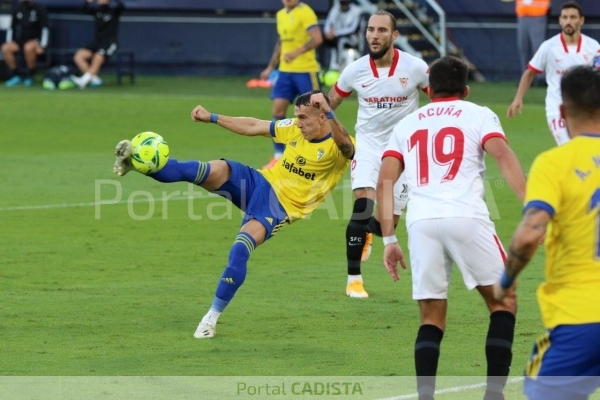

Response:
(310, 92), (355, 159)
(191, 105), (272, 138)
(327, 86), (345, 111)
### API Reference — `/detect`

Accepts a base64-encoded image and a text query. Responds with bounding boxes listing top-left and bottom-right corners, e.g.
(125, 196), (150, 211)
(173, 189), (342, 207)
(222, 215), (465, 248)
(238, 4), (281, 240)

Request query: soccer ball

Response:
(322, 70), (340, 87)
(130, 132), (169, 174)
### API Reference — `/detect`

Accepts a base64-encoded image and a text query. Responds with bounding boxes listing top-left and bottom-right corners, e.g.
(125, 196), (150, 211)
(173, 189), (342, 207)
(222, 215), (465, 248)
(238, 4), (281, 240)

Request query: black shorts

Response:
(15, 37), (39, 49)
(83, 40), (119, 59)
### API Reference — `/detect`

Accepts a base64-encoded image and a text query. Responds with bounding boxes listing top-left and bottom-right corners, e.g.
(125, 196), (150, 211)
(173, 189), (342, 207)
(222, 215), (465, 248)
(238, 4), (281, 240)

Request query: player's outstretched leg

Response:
(194, 230), (258, 339)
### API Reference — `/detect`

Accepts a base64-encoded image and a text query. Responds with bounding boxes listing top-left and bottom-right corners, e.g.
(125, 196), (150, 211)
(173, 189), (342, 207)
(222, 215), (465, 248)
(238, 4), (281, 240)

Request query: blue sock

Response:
(149, 158), (210, 185)
(273, 116), (285, 157)
(211, 232), (257, 312)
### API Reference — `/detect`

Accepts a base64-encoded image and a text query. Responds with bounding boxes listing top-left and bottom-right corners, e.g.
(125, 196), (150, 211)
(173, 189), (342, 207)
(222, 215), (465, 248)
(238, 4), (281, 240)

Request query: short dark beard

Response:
(369, 44), (391, 60)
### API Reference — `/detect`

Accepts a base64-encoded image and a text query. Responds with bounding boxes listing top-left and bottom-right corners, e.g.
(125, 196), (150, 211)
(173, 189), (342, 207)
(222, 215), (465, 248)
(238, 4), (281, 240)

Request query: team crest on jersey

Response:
(290, 141), (297, 147)
(317, 148), (325, 161)
(399, 77), (409, 88)
(277, 119), (294, 128)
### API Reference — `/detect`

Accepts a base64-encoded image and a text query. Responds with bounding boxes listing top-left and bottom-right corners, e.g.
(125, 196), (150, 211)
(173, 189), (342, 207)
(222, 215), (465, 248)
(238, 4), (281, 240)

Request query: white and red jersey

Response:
(528, 33), (600, 116)
(334, 49), (429, 153)
(383, 98), (506, 226)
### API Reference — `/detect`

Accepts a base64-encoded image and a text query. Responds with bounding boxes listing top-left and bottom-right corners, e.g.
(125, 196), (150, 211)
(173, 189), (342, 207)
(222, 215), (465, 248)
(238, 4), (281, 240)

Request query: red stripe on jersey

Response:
(369, 57), (379, 78)
(421, 86), (429, 94)
(382, 150), (404, 170)
(334, 83), (352, 98)
(481, 132), (506, 148)
(527, 63), (542, 74)
(368, 48), (400, 78)
(432, 96), (460, 103)
(388, 49), (400, 77)
(493, 234), (507, 263)
(577, 34), (582, 53)
(560, 33), (569, 52)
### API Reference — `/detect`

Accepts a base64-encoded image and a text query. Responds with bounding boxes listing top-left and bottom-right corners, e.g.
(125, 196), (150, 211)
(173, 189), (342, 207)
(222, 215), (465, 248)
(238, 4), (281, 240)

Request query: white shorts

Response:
(351, 148), (407, 215)
(547, 115), (570, 146)
(407, 218), (506, 300)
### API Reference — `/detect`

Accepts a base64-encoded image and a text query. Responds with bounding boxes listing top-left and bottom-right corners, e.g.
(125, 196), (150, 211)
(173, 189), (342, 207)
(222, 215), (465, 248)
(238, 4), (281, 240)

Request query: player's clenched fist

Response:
(191, 105), (210, 122)
(309, 92), (331, 113)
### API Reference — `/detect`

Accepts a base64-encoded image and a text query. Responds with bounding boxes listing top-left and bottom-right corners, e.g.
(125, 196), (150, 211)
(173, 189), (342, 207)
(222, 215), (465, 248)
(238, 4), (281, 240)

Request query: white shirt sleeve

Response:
(334, 61), (357, 96)
(418, 60), (430, 89)
(528, 40), (548, 73)
(479, 107), (506, 146)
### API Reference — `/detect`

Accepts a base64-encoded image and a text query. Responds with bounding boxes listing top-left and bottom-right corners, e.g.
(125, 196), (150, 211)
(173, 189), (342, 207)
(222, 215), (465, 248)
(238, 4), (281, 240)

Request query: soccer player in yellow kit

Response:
(113, 91), (354, 339)
(495, 65), (600, 400)
(260, 0), (323, 169)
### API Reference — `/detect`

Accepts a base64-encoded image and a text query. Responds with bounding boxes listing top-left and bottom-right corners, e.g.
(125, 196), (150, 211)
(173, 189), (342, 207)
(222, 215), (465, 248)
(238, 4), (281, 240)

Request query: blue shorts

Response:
(524, 323), (600, 399)
(271, 71), (321, 103)
(214, 160), (288, 240)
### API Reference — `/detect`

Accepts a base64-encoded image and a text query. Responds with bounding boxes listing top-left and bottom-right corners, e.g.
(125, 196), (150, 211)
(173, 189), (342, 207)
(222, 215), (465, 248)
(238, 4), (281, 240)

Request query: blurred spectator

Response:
(516, 0), (550, 85)
(71, 0), (125, 89)
(1, 0), (48, 87)
(323, 0), (363, 72)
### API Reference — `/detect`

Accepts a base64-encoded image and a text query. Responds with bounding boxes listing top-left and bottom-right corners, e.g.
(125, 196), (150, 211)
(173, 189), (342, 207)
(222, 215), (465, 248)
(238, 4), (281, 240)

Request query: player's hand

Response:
(283, 50), (299, 64)
(325, 30), (335, 40)
(493, 280), (518, 301)
(260, 66), (273, 81)
(309, 92), (331, 114)
(191, 105), (210, 122)
(507, 99), (523, 118)
(35, 43), (44, 55)
(383, 243), (407, 282)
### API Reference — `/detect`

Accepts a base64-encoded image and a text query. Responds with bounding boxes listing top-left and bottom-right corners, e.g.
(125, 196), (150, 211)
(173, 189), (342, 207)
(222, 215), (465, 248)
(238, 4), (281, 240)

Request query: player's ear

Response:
(463, 86), (470, 100)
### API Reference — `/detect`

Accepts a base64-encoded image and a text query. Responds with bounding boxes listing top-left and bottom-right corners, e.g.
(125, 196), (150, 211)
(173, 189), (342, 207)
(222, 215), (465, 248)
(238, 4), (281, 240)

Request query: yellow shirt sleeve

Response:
(299, 5), (319, 30)
(524, 151), (562, 217)
(272, 118), (298, 145)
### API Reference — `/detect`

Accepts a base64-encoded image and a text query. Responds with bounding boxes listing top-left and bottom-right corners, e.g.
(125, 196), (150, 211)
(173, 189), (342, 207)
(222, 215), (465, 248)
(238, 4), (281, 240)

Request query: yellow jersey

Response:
(524, 134), (600, 329)
(259, 119), (353, 221)
(276, 3), (320, 73)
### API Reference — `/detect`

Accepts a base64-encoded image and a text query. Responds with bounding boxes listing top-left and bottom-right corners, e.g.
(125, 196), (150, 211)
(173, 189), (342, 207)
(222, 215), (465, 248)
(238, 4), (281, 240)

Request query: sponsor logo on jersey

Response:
(290, 141), (297, 147)
(265, 217), (274, 225)
(277, 119), (294, 127)
(296, 155), (306, 166)
(363, 96), (408, 109)
(399, 77), (409, 88)
(281, 158), (316, 180)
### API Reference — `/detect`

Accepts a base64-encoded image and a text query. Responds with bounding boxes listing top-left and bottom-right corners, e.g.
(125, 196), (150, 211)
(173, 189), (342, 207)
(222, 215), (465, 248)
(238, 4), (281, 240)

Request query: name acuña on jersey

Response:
(281, 156), (317, 180)
(364, 96), (409, 109)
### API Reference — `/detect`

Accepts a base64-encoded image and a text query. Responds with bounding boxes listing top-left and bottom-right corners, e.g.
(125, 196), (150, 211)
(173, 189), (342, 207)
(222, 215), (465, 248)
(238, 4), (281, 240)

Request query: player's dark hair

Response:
(561, 65), (600, 119)
(561, 1), (583, 17)
(429, 56), (468, 98)
(295, 90), (332, 109)
(372, 10), (397, 31)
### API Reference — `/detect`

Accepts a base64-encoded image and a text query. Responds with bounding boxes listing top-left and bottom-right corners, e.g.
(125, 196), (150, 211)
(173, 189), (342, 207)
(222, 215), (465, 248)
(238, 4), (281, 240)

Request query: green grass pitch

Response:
(2, 75), (592, 398)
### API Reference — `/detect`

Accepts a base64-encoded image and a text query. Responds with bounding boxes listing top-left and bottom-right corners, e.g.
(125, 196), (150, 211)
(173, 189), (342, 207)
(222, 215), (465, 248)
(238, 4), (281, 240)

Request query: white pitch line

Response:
(373, 377), (525, 400)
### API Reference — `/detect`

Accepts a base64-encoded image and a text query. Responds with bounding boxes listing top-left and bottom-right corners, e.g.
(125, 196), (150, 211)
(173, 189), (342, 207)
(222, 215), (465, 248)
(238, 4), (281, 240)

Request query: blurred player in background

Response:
(71, 0), (125, 89)
(260, 0), (323, 169)
(507, 1), (600, 145)
(1, 0), (48, 87)
(327, 10), (429, 298)
(113, 91), (354, 339)
(379, 56), (526, 400)
(323, 0), (363, 73)
(495, 65), (600, 400)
